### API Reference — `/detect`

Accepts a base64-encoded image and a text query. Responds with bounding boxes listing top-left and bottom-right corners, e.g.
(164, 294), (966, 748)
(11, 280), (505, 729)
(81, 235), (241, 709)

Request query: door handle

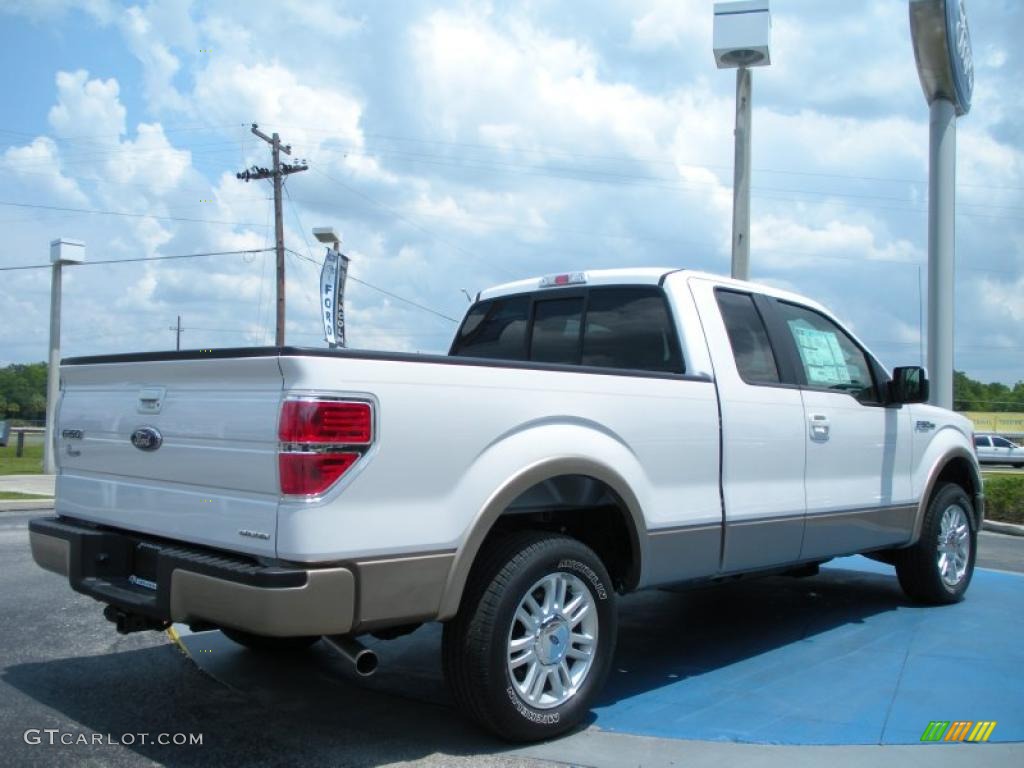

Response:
(809, 414), (830, 442)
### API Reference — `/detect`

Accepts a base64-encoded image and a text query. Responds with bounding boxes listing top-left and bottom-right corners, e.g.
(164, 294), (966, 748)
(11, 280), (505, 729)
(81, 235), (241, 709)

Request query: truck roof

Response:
(478, 268), (829, 315)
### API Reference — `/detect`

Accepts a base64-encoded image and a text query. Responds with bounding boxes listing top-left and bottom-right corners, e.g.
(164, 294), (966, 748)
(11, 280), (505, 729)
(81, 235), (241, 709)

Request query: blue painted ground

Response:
(592, 557), (1024, 744)
(183, 555), (1024, 747)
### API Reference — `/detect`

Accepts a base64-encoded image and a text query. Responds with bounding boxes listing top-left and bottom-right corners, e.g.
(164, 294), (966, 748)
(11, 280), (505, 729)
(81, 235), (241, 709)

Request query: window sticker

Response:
(788, 321), (851, 386)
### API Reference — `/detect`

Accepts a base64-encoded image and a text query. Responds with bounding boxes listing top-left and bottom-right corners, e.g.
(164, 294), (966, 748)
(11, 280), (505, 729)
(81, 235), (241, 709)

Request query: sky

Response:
(0, 0), (1021, 387)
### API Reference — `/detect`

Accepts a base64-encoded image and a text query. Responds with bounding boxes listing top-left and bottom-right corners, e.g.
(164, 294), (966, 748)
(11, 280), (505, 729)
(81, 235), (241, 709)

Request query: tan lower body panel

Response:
(170, 568), (356, 637)
(30, 532), (70, 576)
(353, 552), (455, 631)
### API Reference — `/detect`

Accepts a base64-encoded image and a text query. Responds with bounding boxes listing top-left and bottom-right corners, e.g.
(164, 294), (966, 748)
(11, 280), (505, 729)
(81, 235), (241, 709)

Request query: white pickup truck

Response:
(30, 268), (983, 741)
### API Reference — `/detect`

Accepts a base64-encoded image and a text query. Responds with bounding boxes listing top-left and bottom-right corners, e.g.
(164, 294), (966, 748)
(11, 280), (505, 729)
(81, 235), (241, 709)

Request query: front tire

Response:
(443, 531), (617, 742)
(896, 483), (976, 604)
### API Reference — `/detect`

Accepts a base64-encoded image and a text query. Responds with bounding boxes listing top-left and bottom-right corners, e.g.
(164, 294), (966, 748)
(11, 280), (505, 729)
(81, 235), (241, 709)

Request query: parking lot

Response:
(2, 506), (1022, 767)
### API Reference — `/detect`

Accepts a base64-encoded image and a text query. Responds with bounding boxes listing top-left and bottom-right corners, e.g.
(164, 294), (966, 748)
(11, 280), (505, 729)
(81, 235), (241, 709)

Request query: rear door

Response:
(691, 280), (807, 571)
(56, 354), (284, 557)
(766, 300), (915, 558)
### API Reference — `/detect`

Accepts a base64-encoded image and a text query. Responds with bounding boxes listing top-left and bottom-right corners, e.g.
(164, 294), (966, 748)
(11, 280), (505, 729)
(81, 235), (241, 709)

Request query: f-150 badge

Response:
(130, 427), (163, 451)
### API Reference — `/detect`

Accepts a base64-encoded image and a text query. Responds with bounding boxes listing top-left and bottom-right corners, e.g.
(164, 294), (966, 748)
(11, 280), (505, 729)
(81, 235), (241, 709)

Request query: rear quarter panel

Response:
(276, 356), (721, 568)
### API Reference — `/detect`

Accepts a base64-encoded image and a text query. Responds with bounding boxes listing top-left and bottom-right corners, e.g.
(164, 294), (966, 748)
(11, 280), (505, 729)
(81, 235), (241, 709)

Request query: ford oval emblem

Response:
(130, 427), (163, 452)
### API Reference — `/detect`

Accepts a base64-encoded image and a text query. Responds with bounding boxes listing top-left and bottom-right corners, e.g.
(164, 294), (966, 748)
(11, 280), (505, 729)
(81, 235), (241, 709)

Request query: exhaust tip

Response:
(324, 635), (379, 677)
(354, 649), (378, 677)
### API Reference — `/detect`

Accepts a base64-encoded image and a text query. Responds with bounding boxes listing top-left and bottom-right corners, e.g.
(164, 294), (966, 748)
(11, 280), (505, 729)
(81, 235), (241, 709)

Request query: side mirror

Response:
(890, 366), (929, 404)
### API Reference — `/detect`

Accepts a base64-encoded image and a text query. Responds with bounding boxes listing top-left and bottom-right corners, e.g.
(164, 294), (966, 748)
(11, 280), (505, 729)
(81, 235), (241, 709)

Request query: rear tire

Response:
(220, 628), (320, 653)
(443, 531), (617, 742)
(896, 483), (976, 604)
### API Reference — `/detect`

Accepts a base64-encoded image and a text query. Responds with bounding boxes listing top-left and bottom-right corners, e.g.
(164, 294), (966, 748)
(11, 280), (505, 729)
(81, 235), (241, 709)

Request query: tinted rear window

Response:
(451, 285), (683, 374)
(582, 288), (682, 372)
(449, 295), (530, 359)
(530, 298), (584, 364)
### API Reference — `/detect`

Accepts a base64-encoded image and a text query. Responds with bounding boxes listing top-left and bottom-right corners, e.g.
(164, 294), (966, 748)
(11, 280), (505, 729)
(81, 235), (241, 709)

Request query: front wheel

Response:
(896, 483), (976, 604)
(443, 531), (618, 742)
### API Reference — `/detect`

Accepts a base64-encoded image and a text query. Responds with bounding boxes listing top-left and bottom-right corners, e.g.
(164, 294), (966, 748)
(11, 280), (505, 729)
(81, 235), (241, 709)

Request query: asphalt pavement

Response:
(1, 507), (1021, 767)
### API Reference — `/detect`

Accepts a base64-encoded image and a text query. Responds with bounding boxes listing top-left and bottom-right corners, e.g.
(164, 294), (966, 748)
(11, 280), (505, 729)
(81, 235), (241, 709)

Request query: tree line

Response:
(0, 362), (1021, 420)
(0, 363), (47, 422)
(953, 370), (1024, 412)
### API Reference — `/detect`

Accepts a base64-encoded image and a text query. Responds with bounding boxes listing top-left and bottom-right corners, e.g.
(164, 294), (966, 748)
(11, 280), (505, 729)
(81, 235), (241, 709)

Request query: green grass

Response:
(0, 439), (44, 475)
(0, 491), (50, 500)
(984, 474), (1024, 525)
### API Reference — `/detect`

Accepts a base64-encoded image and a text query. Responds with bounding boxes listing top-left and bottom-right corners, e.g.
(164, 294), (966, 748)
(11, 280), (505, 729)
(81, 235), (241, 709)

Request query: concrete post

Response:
(927, 98), (956, 410)
(43, 261), (63, 475)
(731, 66), (752, 281)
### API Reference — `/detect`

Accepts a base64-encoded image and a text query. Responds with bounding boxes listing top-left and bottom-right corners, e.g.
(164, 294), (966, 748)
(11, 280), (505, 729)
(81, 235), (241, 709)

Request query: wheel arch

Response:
(436, 457), (646, 621)
(910, 446), (984, 545)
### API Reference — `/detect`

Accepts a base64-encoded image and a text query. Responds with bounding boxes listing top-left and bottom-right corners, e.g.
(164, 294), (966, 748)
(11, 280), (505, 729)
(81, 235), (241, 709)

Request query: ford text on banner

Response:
(320, 248), (339, 346)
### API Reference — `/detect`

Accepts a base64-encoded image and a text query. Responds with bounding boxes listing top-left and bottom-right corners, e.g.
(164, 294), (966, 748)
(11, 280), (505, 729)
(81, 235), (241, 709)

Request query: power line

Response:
(282, 194), (1019, 276)
(0, 247), (275, 272)
(263, 124), (1024, 193)
(0, 200), (268, 227)
(286, 248), (459, 323)
(314, 144), (1024, 222)
(308, 166), (517, 278)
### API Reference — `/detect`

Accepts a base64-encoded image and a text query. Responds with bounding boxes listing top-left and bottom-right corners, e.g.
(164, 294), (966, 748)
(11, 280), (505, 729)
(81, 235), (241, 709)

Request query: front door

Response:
(770, 300), (915, 559)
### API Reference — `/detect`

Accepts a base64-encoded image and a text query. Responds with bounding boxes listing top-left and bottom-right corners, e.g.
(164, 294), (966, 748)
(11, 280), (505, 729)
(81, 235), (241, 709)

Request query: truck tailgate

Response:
(55, 355), (283, 557)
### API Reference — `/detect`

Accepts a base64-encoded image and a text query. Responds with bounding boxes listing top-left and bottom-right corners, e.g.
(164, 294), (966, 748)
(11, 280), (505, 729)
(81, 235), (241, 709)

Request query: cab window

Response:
(776, 302), (879, 404)
(716, 290), (780, 384)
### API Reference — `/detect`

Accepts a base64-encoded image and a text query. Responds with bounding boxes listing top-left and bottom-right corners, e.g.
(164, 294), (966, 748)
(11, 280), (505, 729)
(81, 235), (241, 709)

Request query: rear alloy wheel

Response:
(896, 483), (976, 604)
(443, 531), (617, 742)
(506, 570), (600, 710)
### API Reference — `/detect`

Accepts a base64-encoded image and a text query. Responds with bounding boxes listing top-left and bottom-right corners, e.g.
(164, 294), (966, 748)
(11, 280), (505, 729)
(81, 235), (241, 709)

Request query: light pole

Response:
(713, 0), (772, 282)
(909, 0), (973, 410)
(44, 238), (85, 475)
(313, 227), (350, 349)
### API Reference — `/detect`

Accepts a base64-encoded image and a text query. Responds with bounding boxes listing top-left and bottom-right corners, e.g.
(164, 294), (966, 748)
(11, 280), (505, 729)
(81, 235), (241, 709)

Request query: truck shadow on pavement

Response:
(4, 561), (917, 763)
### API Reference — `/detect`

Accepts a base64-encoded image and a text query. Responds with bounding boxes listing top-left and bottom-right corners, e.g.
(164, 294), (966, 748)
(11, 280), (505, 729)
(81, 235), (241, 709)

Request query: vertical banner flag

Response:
(320, 247), (338, 346)
(319, 247), (352, 348)
(336, 251), (350, 348)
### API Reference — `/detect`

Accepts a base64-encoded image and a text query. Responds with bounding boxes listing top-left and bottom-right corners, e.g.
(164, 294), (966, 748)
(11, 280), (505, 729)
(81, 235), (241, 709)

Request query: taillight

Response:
(278, 398), (373, 496)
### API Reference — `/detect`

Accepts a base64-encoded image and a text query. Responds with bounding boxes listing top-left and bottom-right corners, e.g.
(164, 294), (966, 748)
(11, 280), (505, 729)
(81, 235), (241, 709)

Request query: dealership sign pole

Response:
(909, 0), (973, 410)
(713, 1), (772, 282)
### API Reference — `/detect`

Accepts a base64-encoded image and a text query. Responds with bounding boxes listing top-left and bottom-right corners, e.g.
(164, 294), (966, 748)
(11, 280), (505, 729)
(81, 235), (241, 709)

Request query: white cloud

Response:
(1, 137), (88, 204)
(413, 11), (674, 156)
(117, 4), (189, 112)
(48, 70), (126, 139)
(103, 123), (191, 194)
(629, 0), (711, 52)
(752, 215), (921, 270)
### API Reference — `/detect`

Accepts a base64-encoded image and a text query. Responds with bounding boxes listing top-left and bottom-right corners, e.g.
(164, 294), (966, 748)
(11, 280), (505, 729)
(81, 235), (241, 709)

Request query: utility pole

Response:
(236, 124), (307, 346)
(170, 315), (183, 351)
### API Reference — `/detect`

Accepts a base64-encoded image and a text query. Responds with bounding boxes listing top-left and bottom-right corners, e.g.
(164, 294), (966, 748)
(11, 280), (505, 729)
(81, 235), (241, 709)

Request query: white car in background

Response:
(974, 434), (1024, 468)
